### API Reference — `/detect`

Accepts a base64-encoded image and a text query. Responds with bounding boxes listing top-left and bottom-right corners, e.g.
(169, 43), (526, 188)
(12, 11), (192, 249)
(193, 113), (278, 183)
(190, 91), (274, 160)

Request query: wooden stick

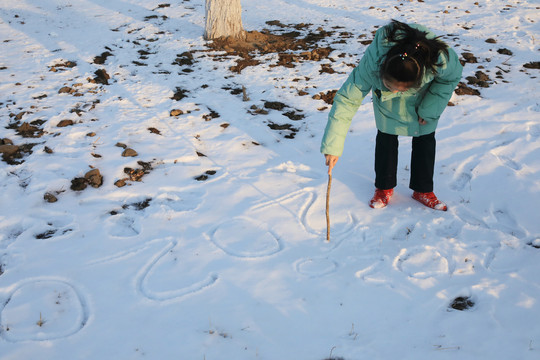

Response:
(326, 173), (332, 241)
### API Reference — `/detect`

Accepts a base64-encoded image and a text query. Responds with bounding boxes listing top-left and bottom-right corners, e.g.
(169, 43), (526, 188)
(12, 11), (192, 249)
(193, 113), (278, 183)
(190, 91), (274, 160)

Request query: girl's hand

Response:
(325, 154), (339, 175)
(418, 116), (427, 125)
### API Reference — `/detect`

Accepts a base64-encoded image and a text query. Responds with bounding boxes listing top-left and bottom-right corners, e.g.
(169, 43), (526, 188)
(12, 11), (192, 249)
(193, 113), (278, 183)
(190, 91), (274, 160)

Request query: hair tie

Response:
(401, 52), (408, 60)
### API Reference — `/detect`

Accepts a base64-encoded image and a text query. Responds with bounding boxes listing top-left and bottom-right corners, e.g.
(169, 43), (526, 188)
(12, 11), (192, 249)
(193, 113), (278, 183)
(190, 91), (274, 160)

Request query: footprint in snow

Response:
(449, 158), (479, 191)
(490, 208), (526, 239)
(0, 224), (24, 249)
(31, 212), (77, 241)
(449, 171), (472, 191)
(390, 221), (418, 241)
(435, 220), (463, 239)
(154, 190), (205, 212)
(493, 153), (522, 171)
(105, 213), (141, 238)
(528, 123), (540, 138)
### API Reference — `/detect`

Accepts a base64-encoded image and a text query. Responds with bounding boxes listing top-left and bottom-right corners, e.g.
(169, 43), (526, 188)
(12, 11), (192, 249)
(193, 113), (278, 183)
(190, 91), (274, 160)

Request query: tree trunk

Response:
(204, 0), (245, 40)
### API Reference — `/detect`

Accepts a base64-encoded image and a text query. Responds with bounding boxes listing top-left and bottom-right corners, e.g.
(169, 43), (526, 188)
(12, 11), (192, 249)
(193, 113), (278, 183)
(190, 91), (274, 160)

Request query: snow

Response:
(0, 0), (539, 359)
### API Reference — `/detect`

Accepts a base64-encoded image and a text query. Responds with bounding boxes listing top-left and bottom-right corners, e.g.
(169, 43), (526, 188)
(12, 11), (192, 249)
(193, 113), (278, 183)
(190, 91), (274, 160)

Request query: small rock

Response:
(475, 71), (490, 82)
(0, 144), (19, 156)
(114, 179), (127, 187)
(122, 148), (138, 157)
(170, 109), (184, 116)
(124, 167), (146, 181)
(461, 52), (478, 64)
(57, 119), (74, 127)
(44, 192), (58, 203)
(497, 48), (513, 56)
(85, 169), (103, 188)
(115, 142), (128, 149)
(58, 86), (72, 94)
(70, 177), (88, 191)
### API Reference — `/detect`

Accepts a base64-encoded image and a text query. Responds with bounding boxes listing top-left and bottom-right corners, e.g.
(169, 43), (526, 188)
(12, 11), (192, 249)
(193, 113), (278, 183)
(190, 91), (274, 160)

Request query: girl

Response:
(321, 20), (463, 211)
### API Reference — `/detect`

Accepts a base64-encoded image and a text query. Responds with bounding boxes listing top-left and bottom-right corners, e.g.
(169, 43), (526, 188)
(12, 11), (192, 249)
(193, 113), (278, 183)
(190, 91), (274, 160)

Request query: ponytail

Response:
(380, 20), (449, 87)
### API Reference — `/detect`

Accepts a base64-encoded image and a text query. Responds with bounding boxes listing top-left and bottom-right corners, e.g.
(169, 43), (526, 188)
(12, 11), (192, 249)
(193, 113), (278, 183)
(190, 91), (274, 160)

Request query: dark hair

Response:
(380, 20), (449, 87)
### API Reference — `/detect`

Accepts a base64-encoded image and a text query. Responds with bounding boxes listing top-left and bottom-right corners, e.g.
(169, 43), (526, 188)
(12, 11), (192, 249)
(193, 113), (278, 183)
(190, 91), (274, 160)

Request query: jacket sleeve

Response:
(320, 29), (384, 156)
(417, 47), (463, 123)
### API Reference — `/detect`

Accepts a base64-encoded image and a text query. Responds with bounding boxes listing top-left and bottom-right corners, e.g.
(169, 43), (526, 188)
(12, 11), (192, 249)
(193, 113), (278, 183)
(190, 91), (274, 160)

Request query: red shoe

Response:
(412, 191), (447, 211)
(369, 188), (394, 209)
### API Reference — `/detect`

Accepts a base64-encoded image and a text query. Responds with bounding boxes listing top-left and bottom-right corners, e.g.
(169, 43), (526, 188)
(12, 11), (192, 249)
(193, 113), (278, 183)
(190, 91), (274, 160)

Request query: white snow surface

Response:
(1, 0), (539, 359)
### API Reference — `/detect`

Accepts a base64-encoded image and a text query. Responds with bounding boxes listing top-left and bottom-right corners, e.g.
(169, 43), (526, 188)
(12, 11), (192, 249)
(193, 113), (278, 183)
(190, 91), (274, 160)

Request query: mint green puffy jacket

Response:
(321, 23), (463, 156)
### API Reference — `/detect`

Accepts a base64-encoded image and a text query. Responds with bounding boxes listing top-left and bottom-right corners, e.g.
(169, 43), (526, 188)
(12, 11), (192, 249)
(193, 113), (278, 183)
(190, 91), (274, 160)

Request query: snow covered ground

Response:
(1, 0), (539, 359)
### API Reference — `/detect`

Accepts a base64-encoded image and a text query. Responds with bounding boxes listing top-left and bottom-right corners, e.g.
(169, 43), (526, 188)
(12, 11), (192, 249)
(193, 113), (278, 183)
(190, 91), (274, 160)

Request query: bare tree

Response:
(204, 0), (246, 40)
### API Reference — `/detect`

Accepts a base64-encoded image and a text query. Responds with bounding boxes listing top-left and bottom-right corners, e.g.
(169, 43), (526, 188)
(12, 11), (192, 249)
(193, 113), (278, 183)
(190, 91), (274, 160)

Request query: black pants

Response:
(374, 130), (436, 193)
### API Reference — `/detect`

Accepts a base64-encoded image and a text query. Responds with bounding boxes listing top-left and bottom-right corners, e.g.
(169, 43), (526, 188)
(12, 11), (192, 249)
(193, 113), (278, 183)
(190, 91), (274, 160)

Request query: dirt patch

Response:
(71, 169), (103, 191)
(94, 50), (113, 65)
(497, 48), (513, 56)
(89, 69), (111, 85)
(172, 51), (194, 67)
(206, 22), (335, 73)
(466, 71), (492, 88)
(313, 90), (337, 105)
(0, 139), (38, 165)
(195, 170), (217, 181)
(171, 87), (189, 101)
(123, 198), (152, 211)
(264, 101), (287, 111)
(449, 296), (475, 311)
(460, 52), (478, 65)
(115, 161), (155, 187)
(16, 121), (45, 138)
(49, 60), (77, 72)
(524, 61), (540, 70)
(455, 82), (481, 96)
(267, 122), (299, 139)
(202, 109), (220, 121)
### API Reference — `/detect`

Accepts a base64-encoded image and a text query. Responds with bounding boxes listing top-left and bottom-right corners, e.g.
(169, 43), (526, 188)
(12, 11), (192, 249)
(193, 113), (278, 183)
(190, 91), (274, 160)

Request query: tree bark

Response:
(204, 0), (245, 40)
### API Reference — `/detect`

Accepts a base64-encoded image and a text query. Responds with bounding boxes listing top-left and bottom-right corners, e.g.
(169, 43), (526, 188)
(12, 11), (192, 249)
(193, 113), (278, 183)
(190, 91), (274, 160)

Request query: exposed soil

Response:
(195, 170), (217, 181)
(70, 169), (103, 191)
(455, 82), (481, 96)
(449, 296), (475, 311)
(524, 61), (540, 70)
(206, 21), (335, 73)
